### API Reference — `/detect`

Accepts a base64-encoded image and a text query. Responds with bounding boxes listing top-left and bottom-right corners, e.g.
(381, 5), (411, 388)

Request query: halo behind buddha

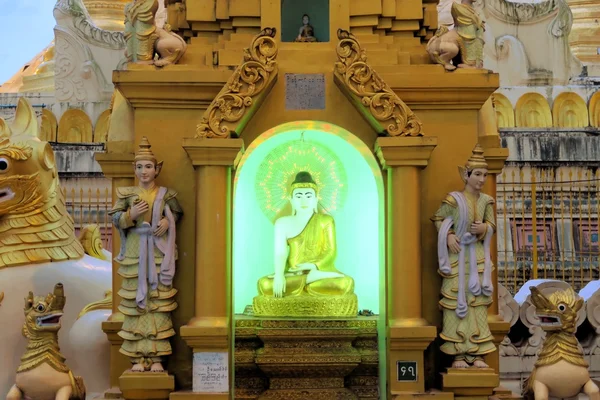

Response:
(255, 137), (347, 222)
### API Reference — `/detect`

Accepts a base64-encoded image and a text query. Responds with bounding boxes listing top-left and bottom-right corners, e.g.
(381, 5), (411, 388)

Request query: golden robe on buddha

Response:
(258, 213), (354, 297)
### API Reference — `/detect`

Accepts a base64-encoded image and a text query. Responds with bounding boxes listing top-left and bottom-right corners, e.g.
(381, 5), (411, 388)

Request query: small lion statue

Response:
(6, 283), (86, 400)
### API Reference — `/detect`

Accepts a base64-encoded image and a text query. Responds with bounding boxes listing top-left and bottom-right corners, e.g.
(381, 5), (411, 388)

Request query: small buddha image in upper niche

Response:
(281, 0), (329, 42)
(295, 14), (318, 42)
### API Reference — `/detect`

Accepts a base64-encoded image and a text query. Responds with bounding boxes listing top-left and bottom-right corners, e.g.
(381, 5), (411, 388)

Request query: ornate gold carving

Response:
(234, 317), (377, 399)
(552, 92), (589, 128)
(78, 224), (109, 260)
(253, 294), (358, 317)
(0, 98), (85, 268)
(0, 141), (33, 160)
(195, 28), (278, 139)
(515, 92), (552, 128)
(14, 283), (86, 400)
(94, 109), (111, 143)
(589, 91), (600, 128)
(78, 290), (112, 319)
(57, 109), (93, 143)
(491, 93), (515, 128)
(334, 29), (423, 137)
(40, 109), (58, 142)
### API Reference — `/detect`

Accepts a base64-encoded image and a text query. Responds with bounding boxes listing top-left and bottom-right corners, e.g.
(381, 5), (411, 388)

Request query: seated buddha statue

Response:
(253, 171), (357, 317)
(294, 14), (317, 43)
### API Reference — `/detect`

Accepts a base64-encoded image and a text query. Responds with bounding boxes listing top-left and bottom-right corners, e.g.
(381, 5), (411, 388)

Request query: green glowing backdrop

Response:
(233, 121), (384, 314)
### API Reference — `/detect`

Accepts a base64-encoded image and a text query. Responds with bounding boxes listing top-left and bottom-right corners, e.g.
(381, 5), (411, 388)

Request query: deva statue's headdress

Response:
(458, 143), (488, 183)
(290, 171), (318, 194)
(134, 136), (163, 173)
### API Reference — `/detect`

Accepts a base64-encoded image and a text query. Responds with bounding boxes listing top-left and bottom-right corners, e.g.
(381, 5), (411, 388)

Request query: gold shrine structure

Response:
(95, 1), (510, 399)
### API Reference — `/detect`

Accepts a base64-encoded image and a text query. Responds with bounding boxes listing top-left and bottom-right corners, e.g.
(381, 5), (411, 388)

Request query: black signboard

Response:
(396, 361), (418, 382)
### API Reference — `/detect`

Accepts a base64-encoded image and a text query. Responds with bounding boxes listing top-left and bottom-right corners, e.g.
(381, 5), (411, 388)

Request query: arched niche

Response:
(492, 93), (514, 128)
(58, 109), (93, 143)
(281, 0), (330, 42)
(232, 120), (384, 314)
(589, 91), (600, 128)
(40, 108), (57, 142)
(515, 92), (552, 128)
(94, 109), (111, 143)
(552, 92), (588, 128)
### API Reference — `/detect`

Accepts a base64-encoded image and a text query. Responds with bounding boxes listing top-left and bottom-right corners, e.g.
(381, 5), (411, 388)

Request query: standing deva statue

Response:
(431, 144), (496, 368)
(124, 0), (187, 67)
(426, 0), (484, 71)
(108, 136), (183, 372)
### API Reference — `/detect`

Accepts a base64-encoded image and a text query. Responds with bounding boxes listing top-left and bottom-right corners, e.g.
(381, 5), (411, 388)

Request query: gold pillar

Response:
(178, 138), (244, 400)
(95, 145), (135, 394)
(375, 136), (438, 397)
(478, 98), (511, 376)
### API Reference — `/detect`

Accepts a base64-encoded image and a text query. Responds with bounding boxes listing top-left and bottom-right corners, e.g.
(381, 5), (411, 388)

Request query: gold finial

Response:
(459, 143), (488, 182)
(465, 143), (488, 171)
(134, 136), (157, 164)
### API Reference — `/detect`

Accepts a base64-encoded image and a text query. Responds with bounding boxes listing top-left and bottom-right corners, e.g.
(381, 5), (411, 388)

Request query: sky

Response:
(0, 0), (57, 84)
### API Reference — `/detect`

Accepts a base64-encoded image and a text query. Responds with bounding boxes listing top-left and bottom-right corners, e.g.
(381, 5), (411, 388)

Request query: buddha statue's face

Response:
(135, 160), (157, 184)
(291, 187), (317, 214)
(302, 15), (309, 24)
(465, 167), (487, 192)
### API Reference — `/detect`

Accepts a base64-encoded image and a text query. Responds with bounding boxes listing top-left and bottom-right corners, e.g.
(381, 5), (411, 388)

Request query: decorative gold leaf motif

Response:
(78, 290), (112, 319)
(334, 29), (423, 137)
(78, 224), (109, 261)
(196, 28), (279, 139)
(0, 142), (33, 160)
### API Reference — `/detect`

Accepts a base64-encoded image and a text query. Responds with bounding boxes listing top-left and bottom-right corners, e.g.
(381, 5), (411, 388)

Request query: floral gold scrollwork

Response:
(334, 29), (423, 137)
(196, 28), (279, 139)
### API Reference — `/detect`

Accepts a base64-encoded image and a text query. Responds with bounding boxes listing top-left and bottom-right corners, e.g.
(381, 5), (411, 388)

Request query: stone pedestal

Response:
(234, 317), (378, 399)
(441, 368), (499, 400)
(120, 372), (175, 400)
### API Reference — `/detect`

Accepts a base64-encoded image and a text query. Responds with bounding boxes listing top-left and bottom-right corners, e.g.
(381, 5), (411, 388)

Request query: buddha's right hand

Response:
(130, 201), (149, 220)
(273, 273), (286, 298)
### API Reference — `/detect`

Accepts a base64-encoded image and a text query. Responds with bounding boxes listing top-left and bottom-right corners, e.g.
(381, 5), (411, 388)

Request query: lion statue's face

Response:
(0, 138), (56, 216)
(0, 98), (58, 217)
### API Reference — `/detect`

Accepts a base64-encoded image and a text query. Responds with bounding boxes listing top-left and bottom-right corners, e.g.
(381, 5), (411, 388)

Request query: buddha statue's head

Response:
(290, 171), (318, 215)
(458, 144), (488, 192)
(133, 136), (163, 185)
(302, 14), (310, 25)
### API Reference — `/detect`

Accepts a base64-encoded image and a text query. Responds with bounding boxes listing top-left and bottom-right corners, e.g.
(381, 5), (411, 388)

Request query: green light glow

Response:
(233, 121), (384, 314)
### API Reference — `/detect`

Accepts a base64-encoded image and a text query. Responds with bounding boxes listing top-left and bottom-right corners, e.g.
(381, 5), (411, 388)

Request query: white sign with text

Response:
(193, 352), (229, 393)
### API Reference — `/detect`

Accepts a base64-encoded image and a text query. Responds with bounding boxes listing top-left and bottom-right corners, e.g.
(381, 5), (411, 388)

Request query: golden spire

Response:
(134, 136), (158, 164)
(458, 143), (488, 182)
(465, 143), (488, 171)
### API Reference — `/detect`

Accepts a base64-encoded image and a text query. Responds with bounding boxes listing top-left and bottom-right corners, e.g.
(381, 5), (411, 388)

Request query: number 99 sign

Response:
(396, 361), (418, 382)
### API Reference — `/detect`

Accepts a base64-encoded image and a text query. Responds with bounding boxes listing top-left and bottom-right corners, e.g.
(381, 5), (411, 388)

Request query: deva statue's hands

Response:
(154, 218), (169, 236)
(447, 233), (461, 254)
(130, 200), (149, 220)
(273, 273), (286, 298)
(470, 221), (487, 235)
